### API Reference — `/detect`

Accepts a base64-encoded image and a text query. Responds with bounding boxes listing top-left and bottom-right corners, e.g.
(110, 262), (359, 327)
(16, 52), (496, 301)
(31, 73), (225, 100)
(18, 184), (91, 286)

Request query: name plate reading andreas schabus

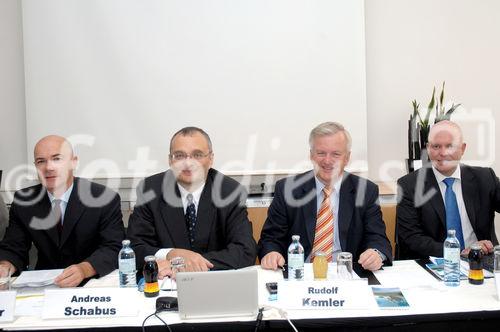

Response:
(278, 279), (373, 310)
(42, 288), (139, 319)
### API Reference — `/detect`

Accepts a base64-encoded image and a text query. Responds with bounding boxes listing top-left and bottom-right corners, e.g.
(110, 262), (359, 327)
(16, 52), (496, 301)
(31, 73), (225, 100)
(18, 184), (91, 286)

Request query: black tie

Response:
(53, 199), (63, 236)
(185, 194), (197, 246)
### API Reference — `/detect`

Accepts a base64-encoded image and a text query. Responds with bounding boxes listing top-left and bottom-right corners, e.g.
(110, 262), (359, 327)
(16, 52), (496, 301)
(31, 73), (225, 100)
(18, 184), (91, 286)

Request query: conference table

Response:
(1, 260), (500, 331)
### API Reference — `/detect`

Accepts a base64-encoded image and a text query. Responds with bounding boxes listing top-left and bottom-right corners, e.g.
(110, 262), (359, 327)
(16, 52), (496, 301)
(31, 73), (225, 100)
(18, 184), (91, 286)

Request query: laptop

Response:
(176, 268), (259, 319)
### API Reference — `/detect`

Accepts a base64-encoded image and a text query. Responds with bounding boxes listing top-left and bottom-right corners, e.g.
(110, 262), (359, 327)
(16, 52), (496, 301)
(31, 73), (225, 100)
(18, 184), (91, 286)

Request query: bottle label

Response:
(144, 282), (159, 294)
(444, 248), (460, 263)
(288, 254), (304, 268)
(119, 259), (136, 272)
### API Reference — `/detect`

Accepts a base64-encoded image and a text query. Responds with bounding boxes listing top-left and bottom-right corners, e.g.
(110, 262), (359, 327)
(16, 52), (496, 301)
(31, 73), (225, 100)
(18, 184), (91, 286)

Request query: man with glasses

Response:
(258, 122), (392, 272)
(396, 120), (500, 259)
(127, 127), (256, 278)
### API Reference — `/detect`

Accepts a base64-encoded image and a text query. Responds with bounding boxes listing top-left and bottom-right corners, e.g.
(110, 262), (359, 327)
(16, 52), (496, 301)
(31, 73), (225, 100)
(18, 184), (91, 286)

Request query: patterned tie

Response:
(53, 199), (63, 237)
(185, 194), (197, 246)
(443, 178), (465, 250)
(312, 187), (334, 262)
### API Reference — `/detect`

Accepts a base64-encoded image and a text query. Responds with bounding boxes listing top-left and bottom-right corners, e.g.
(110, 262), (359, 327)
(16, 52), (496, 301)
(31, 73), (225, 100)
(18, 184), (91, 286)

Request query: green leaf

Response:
(412, 100), (420, 117)
(445, 103), (461, 116)
(424, 87), (435, 124)
(439, 81), (445, 110)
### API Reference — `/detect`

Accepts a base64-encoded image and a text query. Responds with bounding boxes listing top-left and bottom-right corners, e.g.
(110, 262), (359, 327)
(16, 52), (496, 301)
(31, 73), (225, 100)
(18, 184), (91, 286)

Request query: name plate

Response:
(0, 291), (16, 322)
(278, 279), (373, 310)
(42, 288), (139, 319)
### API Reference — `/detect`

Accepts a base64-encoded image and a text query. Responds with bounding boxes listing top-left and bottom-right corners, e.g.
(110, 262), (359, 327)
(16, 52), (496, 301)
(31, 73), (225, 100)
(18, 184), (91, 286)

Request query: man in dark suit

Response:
(0, 135), (125, 287)
(397, 120), (500, 259)
(127, 127), (256, 278)
(259, 122), (392, 271)
(0, 196), (7, 240)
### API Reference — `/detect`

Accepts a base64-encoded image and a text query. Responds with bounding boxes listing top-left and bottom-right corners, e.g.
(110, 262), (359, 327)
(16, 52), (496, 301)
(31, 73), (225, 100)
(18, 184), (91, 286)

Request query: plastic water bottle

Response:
(443, 229), (460, 287)
(119, 239), (137, 287)
(287, 235), (304, 280)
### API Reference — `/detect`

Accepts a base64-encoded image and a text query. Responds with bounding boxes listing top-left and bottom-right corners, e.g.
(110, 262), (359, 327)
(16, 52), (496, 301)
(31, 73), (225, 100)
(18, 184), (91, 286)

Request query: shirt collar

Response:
(47, 183), (74, 204)
(177, 182), (205, 204)
(314, 172), (344, 194)
(432, 165), (462, 184)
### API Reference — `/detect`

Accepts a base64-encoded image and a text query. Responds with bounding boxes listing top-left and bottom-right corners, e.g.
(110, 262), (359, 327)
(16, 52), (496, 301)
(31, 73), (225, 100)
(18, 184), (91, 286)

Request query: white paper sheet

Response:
(11, 269), (63, 288)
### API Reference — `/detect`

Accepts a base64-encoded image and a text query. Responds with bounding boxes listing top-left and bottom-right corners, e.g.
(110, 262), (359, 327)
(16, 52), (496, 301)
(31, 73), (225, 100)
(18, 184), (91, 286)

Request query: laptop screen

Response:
(176, 268), (258, 319)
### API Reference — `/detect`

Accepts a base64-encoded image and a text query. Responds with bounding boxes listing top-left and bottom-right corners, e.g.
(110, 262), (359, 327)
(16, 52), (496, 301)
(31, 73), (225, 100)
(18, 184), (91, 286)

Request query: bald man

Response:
(396, 121), (500, 259)
(0, 136), (125, 287)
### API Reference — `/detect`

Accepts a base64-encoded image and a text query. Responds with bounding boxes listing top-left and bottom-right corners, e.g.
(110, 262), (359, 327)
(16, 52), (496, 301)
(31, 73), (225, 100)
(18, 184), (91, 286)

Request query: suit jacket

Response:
(258, 171), (392, 264)
(0, 197), (8, 240)
(127, 168), (257, 270)
(0, 178), (125, 276)
(396, 165), (500, 259)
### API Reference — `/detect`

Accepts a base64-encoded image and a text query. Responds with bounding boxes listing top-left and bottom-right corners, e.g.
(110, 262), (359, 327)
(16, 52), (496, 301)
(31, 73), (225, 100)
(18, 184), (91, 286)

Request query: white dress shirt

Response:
(47, 184), (74, 225)
(155, 183), (205, 261)
(310, 175), (343, 262)
(432, 166), (478, 248)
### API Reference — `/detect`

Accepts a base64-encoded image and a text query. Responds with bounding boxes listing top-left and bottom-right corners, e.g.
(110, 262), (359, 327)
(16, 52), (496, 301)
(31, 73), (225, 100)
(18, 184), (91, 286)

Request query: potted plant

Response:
(407, 82), (461, 171)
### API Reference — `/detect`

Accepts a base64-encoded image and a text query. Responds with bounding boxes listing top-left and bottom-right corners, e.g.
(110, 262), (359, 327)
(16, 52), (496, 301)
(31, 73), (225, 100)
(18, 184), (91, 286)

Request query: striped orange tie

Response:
(312, 187), (334, 262)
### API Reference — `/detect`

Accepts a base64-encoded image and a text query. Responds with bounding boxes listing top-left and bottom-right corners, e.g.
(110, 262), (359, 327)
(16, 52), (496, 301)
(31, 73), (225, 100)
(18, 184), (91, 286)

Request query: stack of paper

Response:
(11, 269), (63, 288)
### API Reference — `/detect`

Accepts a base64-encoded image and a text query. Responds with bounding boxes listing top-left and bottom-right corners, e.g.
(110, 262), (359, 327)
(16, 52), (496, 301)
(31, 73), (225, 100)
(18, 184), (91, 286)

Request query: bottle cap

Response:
(470, 243), (482, 251)
(144, 255), (156, 262)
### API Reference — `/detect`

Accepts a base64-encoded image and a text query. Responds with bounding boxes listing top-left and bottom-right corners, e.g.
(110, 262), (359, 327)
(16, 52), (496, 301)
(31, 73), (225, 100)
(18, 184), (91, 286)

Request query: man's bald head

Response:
(34, 135), (78, 196)
(34, 135), (75, 159)
(428, 120), (464, 145)
(427, 120), (466, 176)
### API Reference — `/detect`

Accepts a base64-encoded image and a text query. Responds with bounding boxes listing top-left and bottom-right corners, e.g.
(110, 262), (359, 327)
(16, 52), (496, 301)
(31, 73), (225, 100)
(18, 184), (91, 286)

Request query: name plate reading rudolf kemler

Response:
(278, 280), (373, 310)
(0, 291), (16, 323)
(42, 288), (139, 319)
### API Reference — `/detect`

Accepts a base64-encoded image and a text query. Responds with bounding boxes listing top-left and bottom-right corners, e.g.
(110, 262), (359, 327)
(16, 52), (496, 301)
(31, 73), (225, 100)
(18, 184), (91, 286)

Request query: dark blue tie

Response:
(185, 194), (197, 246)
(443, 178), (465, 250)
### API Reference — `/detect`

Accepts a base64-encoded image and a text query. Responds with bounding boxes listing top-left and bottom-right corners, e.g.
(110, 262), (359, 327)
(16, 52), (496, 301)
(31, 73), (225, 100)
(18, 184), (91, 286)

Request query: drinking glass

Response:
(494, 246), (500, 300)
(169, 256), (186, 291)
(494, 245), (500, 273)
(336, 252), (353, 279)
(313, 251), (328, 280)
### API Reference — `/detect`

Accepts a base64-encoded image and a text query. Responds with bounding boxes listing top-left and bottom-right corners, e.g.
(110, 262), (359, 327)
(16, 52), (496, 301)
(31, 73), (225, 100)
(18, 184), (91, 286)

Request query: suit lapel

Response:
(460, 165), (478, 230)
(160, 172), (191, 249)
(60, 179), (85, 247)
(425, 168), (446, 227)
(31, 187), (60, 247)
(193, 175), (216, 248)
(338, 174), (354, 250)
(300, 172), (318, 251)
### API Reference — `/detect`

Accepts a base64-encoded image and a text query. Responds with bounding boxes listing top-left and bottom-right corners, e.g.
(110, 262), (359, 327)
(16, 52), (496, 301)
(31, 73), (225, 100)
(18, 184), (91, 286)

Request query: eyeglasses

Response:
(312, 151), (345, 159)
(170, 151), (212, 161)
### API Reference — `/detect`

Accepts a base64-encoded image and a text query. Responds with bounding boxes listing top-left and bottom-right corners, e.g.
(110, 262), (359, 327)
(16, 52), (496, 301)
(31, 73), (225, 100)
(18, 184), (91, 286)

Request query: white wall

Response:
(21, 0), (368, 178)
(365, 0), (500, 182)
(365, 0), (500, 237)
(0, 0), (27, 191)
(1, 0), (500, 187)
